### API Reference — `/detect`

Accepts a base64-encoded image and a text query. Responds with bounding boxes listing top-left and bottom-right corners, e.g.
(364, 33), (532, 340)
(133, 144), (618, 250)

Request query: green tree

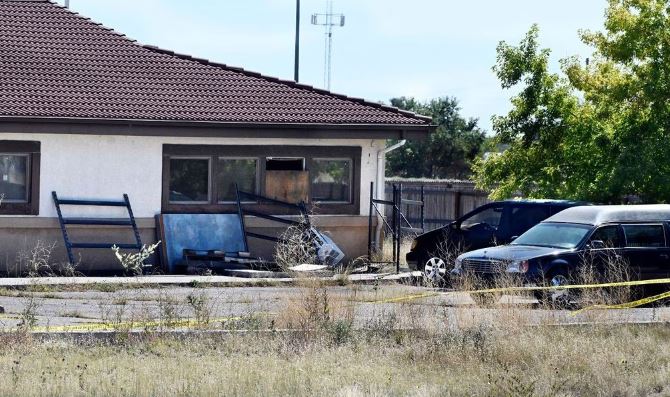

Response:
(475, 0), (670, 203)
(386, 97), (485, 179)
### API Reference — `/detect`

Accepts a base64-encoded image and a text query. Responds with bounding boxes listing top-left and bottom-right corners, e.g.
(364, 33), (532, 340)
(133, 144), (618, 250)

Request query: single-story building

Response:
(0, 0), (433, 274)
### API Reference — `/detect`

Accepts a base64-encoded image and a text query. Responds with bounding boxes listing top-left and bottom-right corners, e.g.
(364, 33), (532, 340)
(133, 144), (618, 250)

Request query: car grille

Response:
(462, 258), (506, 274)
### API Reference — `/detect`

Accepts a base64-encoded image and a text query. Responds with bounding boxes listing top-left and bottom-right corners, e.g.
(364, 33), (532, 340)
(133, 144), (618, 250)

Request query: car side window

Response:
(509, 205), (551, 236)
(623, 224), (666, 248)
(589, 225), (621, 248)
(460, 206), (504, 230)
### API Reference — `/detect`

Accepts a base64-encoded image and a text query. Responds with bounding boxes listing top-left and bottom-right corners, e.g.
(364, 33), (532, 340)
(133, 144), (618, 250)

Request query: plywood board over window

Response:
(162, 145), (361, 215)
(265, 170), (310, 203)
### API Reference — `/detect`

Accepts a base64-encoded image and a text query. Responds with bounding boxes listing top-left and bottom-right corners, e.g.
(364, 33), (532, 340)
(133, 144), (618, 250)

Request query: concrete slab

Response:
(0, 271), (422, 287)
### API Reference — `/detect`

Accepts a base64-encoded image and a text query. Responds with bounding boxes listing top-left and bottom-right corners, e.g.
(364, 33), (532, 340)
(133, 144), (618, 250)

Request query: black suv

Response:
(407, 200), (585, 282)
(453, 205), (670, 303)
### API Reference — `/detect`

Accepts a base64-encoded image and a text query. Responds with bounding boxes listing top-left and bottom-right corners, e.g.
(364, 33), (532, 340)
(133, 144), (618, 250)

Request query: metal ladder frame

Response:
(52, 191), (143, 265)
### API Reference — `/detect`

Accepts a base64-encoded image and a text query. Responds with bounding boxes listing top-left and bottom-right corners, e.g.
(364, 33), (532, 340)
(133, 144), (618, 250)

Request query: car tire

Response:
(536, 270), (574, 309)
(423, 257), (448, 287)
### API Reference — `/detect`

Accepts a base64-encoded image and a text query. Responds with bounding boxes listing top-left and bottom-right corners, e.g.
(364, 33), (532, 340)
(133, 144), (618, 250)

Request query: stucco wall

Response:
(0, 132), (386, 273)
(0, 133), (386, 218)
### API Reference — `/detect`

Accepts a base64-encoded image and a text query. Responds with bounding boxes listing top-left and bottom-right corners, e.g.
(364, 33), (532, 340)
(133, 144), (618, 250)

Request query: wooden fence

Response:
(384, 178), (490, 232)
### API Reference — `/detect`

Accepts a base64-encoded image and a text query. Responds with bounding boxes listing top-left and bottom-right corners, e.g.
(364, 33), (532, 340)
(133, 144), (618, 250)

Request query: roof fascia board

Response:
(0, 117), (435, 140)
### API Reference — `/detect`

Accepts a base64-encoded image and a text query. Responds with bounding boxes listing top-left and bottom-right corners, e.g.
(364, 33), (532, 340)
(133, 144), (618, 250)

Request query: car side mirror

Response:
(589, 240), (606, 250)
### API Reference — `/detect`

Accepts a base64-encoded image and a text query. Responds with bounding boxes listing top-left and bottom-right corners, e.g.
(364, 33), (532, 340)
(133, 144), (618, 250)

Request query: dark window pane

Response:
(311, 159), (351, 202)
(510, 206), (551, 236)
(623, 225), (666, 248)
(169, 158), (209, 203)
(217, 158), (257, 202)
(0, 154), (28, 202)
(590, 225), (622, 248)
(461, 206), (504, 230)
(266, 158), (304, 171)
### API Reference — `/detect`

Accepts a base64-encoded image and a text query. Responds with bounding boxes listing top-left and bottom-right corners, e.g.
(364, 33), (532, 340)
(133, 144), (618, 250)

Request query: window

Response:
(589, 225), (622, 248)
(461, 206), (504, 230)
(512, 223), (592, 249)
(509, 205), (551, 236)
(266, 157), (304, 171)
(623, 224), (666, 248)
(0, 141), (40, 215)
(0, 154), (29, 202)
(168, 158), (210, 203)
(162, 145), (361, 215)
(311, 159), (352, 203)
(217, 158), (258, 202)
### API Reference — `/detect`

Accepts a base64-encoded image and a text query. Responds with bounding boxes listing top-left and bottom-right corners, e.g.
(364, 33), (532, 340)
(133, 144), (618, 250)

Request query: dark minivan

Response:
(453, 205), (670, 302)
(407, 200), (584, 282)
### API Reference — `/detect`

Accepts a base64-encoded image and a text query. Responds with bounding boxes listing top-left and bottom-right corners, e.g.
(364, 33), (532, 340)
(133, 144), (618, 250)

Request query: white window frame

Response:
(167, 156), (212, 204)
(216, 156), (260, 204)
(0, 153), (30, 204)
(311, 157), (353, 204)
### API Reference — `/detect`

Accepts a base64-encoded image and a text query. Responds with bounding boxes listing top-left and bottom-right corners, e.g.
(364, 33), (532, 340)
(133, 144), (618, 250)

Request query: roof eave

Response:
(0, 116), (435, 140)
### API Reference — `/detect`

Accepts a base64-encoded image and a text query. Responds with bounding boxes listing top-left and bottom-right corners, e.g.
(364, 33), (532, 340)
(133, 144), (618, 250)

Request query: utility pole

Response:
(294, 0), (300, 82)
(311, 0), (345, 90)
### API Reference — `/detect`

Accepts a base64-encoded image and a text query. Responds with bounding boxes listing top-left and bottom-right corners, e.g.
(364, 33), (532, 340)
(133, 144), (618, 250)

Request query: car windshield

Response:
(511, 223), (592, 249)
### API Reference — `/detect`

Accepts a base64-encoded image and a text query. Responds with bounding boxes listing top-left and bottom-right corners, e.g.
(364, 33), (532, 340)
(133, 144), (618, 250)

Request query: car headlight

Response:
(506, 260), (529, 273)
(453, 257), (463, 271)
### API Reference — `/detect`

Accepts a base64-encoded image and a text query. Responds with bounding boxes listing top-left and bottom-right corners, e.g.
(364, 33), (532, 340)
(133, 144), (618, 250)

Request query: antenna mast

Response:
(311, 0), (345, 90)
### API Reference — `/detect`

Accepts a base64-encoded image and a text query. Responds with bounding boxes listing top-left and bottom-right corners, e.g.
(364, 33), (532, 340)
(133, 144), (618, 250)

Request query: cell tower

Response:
(311, 0), (345, 91)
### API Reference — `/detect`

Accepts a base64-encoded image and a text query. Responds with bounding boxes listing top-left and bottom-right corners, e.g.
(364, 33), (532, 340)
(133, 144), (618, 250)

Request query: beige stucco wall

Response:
(0, 133), (386, 217)
(0, 132), (386, 273)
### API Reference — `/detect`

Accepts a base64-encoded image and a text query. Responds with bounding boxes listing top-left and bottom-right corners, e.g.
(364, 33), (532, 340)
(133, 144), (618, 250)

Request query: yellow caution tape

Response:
(571, 290), (670, 314)
(13, 316), (244, 333)
(370, 292), (440, 304)
(468, 277), (670, 294)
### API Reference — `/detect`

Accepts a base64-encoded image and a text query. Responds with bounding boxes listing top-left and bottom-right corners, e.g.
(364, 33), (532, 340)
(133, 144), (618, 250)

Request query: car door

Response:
(584, 224), (624, 276)
(457, 203), (505, 250)
(621, 223), (670, 279)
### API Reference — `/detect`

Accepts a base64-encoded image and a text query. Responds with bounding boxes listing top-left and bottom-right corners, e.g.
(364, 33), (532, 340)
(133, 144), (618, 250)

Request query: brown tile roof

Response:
(0, 0), (431, 127)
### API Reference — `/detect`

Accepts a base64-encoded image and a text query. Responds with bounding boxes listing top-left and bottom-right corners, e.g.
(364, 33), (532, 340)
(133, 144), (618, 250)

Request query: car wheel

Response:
(537, 271), (574, 309)
(423, 257), (448, 286)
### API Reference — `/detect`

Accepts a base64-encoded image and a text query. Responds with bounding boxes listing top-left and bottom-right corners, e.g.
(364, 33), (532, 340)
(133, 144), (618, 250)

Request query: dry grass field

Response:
(1, 324), (670, 396)
(0, 239), (668, 396)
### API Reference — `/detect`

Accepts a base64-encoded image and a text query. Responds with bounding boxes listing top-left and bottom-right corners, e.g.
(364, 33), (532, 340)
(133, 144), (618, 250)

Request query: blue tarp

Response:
(158, 214), (245, 273)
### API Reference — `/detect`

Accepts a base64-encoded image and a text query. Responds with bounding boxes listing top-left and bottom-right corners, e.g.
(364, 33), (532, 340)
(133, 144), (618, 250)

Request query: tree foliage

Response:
(386, 97), (485, 179)
(474, 0), (670, 203)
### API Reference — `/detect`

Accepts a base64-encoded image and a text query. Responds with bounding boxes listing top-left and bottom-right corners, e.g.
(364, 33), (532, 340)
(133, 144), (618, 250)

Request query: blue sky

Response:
(56, 0), (608, 132)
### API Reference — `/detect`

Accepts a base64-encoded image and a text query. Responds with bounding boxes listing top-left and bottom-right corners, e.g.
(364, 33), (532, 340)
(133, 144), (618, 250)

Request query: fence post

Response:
(368, 181), (374, 259)
(454, 190), (462, 219)
(391, 183), (398, 263)
(396, 183), (403, 273)
(420, 185), (425, 232)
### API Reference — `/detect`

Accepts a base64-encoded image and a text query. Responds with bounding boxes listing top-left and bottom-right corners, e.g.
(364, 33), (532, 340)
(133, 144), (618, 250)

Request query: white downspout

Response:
(374, 139), (406, 250)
